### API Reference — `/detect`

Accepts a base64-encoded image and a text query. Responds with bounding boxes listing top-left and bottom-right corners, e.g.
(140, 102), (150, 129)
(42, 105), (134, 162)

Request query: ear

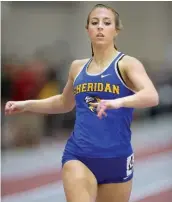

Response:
(85, 25), (90, 36)
(85, 25), (88, 31)
(114, 29), (119, 37)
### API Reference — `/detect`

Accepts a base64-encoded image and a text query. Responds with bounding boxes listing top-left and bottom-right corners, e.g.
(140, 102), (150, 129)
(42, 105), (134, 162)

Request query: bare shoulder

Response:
(119, 55), (144, 71)
(117, 55), (149, 91)
(71, 58), (90, 69)
(70, 58), (90, 80)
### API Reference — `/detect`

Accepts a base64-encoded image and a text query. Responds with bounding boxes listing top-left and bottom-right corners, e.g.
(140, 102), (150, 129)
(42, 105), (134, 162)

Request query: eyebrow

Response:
(91, 17), (111, 20)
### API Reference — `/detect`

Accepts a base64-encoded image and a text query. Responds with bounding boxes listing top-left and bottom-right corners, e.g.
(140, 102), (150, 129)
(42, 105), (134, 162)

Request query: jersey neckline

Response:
(85, 51), (121, 76)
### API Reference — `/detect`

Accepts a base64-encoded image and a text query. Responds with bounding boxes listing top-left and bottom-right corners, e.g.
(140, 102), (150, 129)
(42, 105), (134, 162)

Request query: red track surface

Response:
(2, 142), (172, 197)
(134, 188), (172, 202)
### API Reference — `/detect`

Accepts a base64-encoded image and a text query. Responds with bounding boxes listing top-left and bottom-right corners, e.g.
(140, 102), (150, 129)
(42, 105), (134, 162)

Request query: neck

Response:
(92, 44), (118, 68)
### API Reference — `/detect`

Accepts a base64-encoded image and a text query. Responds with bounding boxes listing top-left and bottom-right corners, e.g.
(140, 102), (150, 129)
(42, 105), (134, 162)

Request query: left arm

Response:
(90, 56), (159, 118)
(119, 56), (159, 108)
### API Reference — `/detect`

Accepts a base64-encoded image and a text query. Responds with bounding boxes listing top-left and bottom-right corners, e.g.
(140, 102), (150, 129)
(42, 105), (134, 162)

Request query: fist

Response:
(5, 101), (27, 115)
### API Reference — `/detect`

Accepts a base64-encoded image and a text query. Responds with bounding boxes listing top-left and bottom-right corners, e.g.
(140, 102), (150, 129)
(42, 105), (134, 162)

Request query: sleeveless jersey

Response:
(64, 52), (135, 158)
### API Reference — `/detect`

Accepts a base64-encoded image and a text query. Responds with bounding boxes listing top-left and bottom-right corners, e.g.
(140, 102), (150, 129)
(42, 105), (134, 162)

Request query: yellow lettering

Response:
(113, 85), (120, 94)
(76, 84), (82, 94)
(104, 83), (112, 93)
(81, 83), (87, 92)
(94, 83), (97, 91)
(87, 83), (94, 92)
(97, 83), (104, 92)
(74, 83), (120, 95)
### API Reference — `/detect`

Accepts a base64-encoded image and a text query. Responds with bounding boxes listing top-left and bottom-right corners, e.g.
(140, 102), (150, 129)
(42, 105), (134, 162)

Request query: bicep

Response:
(61, 73), (75, 110)
(60, 59), (88, 110)
(61, 60), (83, 109)
(62, 77), (75, 101)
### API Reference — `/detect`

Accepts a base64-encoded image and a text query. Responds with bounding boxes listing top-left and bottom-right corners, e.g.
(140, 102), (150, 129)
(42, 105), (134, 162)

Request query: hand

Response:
(90, 99), (124, 119)
(5, 101), (28, 115)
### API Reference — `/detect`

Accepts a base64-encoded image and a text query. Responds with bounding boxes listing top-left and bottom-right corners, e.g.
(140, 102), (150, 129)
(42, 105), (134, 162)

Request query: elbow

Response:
(60, 94), (75, 113)
(155, 92), (159, 106)
(64, 105), (75, 113)
(150, 91), (159, 107)
(62, 99), (75, 113)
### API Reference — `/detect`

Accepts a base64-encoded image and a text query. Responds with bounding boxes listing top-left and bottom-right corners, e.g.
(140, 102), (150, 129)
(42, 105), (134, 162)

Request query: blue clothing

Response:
(63, 52), (135, 158)
(62, 151), (134, 184)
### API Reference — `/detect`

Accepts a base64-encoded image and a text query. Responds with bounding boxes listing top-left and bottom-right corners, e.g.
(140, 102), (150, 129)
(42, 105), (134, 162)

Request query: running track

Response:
(2, 115), (172, 202)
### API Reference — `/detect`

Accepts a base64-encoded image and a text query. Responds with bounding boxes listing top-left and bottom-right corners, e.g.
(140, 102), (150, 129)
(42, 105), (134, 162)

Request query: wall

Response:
(1, 2), (172, 69)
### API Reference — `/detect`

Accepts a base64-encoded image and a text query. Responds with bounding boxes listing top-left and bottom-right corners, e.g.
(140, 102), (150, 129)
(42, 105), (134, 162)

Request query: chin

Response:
(93, 40), (107, 46)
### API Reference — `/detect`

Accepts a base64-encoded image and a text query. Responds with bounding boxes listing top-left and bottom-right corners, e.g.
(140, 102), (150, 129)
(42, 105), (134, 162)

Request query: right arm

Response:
(5, 60), (80, 115)
(25, 78), (75, 114)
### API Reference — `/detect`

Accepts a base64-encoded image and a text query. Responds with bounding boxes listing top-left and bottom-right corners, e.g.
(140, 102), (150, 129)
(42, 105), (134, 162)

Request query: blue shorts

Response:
(62, 151), (134, 184)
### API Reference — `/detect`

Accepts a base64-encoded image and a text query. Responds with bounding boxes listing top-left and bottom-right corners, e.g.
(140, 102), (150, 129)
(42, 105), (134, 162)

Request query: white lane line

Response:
(131, 179), (172, 202)
(131, 151), (172, 201)
(2, 152), (172, 202)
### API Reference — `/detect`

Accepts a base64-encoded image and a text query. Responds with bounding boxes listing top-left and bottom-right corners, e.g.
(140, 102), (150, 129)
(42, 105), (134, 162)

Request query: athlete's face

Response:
(86, 8), (118, 45)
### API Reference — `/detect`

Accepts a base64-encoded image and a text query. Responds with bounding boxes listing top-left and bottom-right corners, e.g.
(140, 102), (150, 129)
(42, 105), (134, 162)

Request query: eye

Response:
(104, 22), (111, 26)
(91, 22), (98, 25)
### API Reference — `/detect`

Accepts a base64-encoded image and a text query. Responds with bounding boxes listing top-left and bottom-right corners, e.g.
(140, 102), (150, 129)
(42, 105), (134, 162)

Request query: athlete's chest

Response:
(73, 67), (123, 104)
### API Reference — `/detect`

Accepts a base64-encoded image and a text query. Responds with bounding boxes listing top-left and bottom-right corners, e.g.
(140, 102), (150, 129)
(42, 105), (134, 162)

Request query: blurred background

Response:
(1, 1), (172, 202)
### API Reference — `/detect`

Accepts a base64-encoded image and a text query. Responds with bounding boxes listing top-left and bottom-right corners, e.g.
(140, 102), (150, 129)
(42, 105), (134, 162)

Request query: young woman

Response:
(5, 4), (159, 202)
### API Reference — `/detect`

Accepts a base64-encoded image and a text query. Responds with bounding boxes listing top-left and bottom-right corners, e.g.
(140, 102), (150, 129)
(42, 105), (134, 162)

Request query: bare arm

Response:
(23, 61), (77, 114)
(25, 83), (75, 114)
(120, 56), (159, 108)
(5, 61), (78, 114)
(5, 59), (90, 115)
(89, 56), (159, 118)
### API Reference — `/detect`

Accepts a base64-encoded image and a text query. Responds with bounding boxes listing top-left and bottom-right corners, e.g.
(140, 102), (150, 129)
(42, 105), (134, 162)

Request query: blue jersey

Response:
(64, 52), (135, 158)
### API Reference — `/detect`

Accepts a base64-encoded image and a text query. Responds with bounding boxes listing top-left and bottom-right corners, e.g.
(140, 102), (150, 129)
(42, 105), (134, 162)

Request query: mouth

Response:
(96, 33), (104, 37)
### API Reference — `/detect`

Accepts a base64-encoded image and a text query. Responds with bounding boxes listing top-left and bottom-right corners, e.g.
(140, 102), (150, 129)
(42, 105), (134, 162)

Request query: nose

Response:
(97, 22), (103, 30)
